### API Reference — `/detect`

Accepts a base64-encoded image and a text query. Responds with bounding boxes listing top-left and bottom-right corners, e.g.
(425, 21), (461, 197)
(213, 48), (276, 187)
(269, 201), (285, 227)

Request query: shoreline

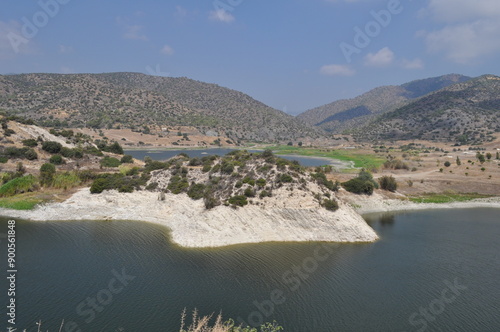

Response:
(0, 188), (379, 248)
(1, 189), (499, 248)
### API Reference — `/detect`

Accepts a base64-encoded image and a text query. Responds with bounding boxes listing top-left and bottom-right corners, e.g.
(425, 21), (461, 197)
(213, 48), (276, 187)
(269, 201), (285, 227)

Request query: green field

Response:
(270, 146), (385, 169)
(408, 193), (493, 204)
(0, 194), (43, 210)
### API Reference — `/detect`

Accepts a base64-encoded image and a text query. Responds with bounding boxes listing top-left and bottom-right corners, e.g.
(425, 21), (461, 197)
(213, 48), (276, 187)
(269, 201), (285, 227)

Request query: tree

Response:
(496, 151), (500, 160)
(486, 152), (492, 160)
(476, 152), (485, 164)
(379, 176), (398, 192)
(444, 161), (451, 167)
(49, 155), (65, 165)
(42, 141), (63, 154)
(456, 157), (461, 166)
(40, 163), (56, 187)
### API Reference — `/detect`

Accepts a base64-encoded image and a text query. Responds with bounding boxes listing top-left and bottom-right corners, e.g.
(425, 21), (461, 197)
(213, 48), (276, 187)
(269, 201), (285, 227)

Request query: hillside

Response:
(356, 75), (500, 143)
(0, 73), (319, 142)
(297, 74), (471, 133)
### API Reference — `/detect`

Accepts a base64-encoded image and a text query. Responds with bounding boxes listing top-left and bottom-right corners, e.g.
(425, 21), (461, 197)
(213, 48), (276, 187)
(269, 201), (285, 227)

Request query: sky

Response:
(1, 0), (500, 115)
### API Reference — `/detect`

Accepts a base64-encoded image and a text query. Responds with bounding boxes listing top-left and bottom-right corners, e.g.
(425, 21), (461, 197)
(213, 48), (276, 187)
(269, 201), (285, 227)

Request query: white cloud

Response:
(58, 45), (73, 54)
(209, 9), (235, 23)
(0, 20), (34, 59)
(423, 20), (500, 64)
(116, 17), (148, 41)
(364, 47), (394, 67)
(175, 6), (188, 20)
(401, 58), (424, 69)
(320, 64), (355, 76)
(424, 0), (500, 23)
(420, 0), (500, 63)
(160, 45), (174, 56)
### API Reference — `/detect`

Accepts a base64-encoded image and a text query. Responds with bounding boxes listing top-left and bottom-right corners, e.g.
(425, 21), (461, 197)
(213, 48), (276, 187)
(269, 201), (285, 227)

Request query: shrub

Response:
(202, 164), (212, 173)
(321, 198), (339, 212)
(52, 172), (81, 190)
(342, 178), (374, 195)
(379, 176), (398, 192)
(77, 170), (97, 183)
(204, 194), (219, 209)
(228, 195), (248, 207)
(49, 154), (65, 165)
(167, 175), (189, 194)
(256, 178), (266, 188)
(89, 173), (148, 194)
(24, 149), (38, 160)
(101, 141), (124, 155)
(120, 155), (134, 163)
(188, 157), (202, 166)
(22, 139), (38, 147)
(187, 183), (206, 200)
(244, 187), (255, 197)
(279, 174), (293, 183)
(259, 190), (272, 198)
(61, 147), (83, 159)
(42, 141), (63, 154)
(444, 161), (451, 167)
(100, 156), (121, 167)
(40, 163), (56, 187)
(221, 161), (234, 174)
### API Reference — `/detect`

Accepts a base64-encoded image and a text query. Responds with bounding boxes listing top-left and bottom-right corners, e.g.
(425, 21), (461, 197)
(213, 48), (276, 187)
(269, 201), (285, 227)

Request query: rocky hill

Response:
(0, 73), (319, 142)
(298, 74), (471, 133)
(355, 75), (500, 143)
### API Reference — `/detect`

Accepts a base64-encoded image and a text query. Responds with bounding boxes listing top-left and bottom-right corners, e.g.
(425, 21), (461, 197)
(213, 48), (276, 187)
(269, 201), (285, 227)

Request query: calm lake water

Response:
(124, 148), (348, 168)
(1, 208), (499, 331)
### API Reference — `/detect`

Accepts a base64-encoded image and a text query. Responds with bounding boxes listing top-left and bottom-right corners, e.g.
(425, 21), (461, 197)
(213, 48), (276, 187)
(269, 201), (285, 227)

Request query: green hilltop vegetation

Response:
(0, 72), (319, 142)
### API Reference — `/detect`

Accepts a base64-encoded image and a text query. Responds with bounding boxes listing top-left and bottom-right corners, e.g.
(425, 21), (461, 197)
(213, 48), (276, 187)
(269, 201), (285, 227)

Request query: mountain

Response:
(355, 75), (500, 143)
(297, 74), (471, 133)
(0, 73), (319, 142)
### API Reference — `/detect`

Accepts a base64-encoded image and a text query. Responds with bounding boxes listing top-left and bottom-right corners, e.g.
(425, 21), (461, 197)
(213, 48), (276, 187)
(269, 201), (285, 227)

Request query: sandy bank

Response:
(340, 191), (500, 215)
(0, 188), (378, 248)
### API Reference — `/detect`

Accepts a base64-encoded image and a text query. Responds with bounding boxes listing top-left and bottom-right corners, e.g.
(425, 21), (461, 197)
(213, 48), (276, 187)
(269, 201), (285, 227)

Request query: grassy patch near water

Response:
(408, 193), (494, 204)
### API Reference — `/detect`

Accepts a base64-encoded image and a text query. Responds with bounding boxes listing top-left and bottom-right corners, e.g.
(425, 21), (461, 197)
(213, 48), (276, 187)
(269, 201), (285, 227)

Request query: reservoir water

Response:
(124, 148), (348, 168)
(1, 208), (499, 331)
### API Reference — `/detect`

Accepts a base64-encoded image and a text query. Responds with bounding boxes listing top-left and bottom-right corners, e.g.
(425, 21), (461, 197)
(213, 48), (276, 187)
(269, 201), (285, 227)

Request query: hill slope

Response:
(0, 73), (318, 142)
(297, 74), (471, 133)
(355, 75), (500, 143)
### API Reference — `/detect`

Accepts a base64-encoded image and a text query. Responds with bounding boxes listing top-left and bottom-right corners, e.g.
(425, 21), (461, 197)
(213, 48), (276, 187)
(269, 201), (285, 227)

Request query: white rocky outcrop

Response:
(0, 187), (379, 247)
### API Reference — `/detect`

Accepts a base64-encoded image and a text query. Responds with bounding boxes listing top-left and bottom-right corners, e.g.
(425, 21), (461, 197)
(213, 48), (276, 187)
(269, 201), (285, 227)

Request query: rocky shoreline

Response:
(1, 189), (499, 248)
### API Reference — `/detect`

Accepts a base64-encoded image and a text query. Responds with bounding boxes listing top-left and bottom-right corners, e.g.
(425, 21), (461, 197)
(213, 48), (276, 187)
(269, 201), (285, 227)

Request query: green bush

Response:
(49, 154), (65, 165)
(378, 176), (398, 192)
(0, 175), (38, 197)
(53, 172), (81, 190)
(42, 141), (63, 154)
(40, 163), (56, 187)
(22, 139), (38, 147)
(342, 178), (375, 195)
(279, 174), (293, 183)
(167, 175), (189, 194)
(256, 178), (266, 188)
(187, 183), (206, 200)
(321, 198), (339, 211)
(60, 147), (83, 159)
(100, 156), (121, 167)
(228, 195), (248, 207)
(120, 155), (134, 163)
(24, 149), (38, 160)
(244, 187), (255, 197)
(444, 161), (451, 167)
(259, 190), (272, 198)
(90, 173), (148, 194)
(100, 141), (124, 155)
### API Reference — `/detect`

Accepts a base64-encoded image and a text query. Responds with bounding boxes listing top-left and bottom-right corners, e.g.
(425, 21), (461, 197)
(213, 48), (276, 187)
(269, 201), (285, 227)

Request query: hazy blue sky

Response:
(1, 0), (499, 114)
